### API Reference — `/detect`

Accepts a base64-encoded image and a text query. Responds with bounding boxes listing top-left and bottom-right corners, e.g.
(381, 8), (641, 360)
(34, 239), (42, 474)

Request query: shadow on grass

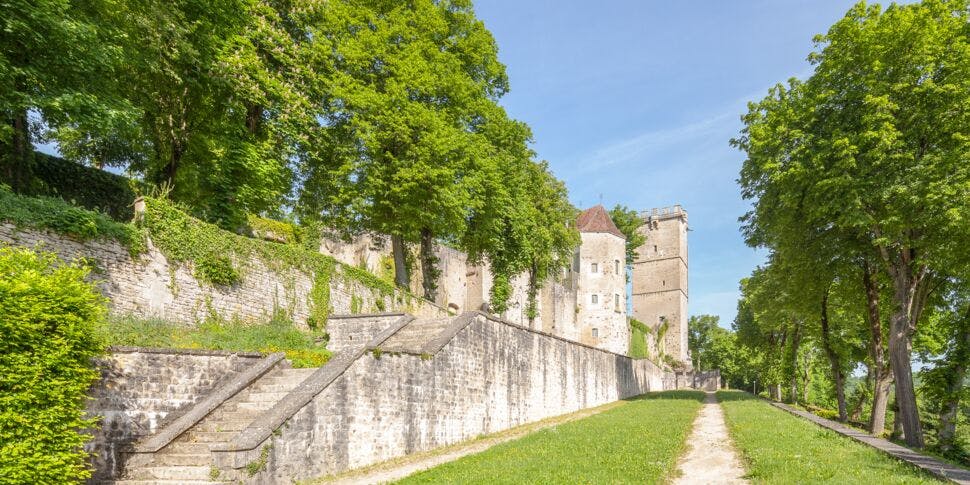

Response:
(624, 390), (707, 403)
(715, 390), (759, 402)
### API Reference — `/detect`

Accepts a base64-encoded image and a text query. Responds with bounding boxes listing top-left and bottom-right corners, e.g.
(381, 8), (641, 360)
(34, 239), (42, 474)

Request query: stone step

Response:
(163, 442), (211, 455)
(151, 453), (212, 467)
(235, 400), (278, 412)
(182, 430), (237, 443)
(127, 465), (214, 481)
(195, 418), (253, 433)
(246, 382), (300, 393)
(243, 391), (291, 402)
(380, 317), (453, 353)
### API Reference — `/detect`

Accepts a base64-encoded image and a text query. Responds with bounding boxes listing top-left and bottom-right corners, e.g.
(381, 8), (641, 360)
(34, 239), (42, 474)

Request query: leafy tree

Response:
(688, 314), (719, 371)
(734, 0), (970, 447)
(0, 247), (106, 482)
(0, 0), (125, 190)
(609, 205), (646, 269)
(298, 0), (521, 300)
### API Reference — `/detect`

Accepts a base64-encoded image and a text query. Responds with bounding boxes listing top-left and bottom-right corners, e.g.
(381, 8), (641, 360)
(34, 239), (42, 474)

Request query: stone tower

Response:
(574, 205), (629, 354)
(631, 205), (689, 365)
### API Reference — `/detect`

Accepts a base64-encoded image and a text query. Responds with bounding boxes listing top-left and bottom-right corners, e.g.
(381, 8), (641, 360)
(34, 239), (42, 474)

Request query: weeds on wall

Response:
(0, 185), (146, 255)
(98, 312), (332, 368)
(628, 318), (649, 359)
(140, 197), (397, 308)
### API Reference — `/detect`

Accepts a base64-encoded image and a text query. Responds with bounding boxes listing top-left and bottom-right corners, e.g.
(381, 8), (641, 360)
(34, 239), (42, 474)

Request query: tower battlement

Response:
(640, 205), (688, 223)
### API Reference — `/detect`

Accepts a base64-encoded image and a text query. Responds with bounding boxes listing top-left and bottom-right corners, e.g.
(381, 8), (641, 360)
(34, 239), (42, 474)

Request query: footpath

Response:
(673, 391), (749, 485)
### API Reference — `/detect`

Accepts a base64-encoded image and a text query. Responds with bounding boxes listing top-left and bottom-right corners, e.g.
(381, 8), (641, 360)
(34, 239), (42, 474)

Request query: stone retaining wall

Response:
(229, 313), (668, 483)
(0, 224), (447, 328)
(85, 347), (263, 480)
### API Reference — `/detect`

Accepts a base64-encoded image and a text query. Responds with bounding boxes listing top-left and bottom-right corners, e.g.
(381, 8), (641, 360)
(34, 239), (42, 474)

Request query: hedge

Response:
(0, 247), (106, 483)
(16, 152), (137, 221)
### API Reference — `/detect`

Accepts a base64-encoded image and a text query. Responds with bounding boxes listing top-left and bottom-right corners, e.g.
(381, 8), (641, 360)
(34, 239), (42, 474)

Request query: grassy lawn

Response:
(396, 390), (705, 484)
(97, 313), (331, 367)
(717, 391), (942, 484)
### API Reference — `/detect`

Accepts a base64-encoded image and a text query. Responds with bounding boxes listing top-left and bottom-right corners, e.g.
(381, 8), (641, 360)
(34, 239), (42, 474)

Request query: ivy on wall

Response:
(0, 185), (146, 255)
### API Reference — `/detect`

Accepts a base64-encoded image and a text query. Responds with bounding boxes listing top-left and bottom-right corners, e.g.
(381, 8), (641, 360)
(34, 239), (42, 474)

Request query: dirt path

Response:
(673, 392), (749, 484)
(311, 400), (627, 485)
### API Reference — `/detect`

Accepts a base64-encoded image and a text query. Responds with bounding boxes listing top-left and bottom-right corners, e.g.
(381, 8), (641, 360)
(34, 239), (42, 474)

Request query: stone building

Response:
(574, 205), (629, 354)
(632, 205), (690, 365)
(318, 204), (689, 360)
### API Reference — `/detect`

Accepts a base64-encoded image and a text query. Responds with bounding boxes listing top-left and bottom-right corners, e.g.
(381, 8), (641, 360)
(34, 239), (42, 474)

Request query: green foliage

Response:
(688, 315), (720, 371)
(194, 255), (240, 287)
(0, 185), (145, 254)
(246, 444), (272, 477)
(734, 0), (970, 447)
(247, 215), (297, 244)
(307, 269), (332, 332)
(489, 273), (513, 314)
(25, 153), (138, 221)
(0, 247), (107, 483)
(141, 196), (397, 302)
(398, 391), (704, 484)
(98, 313), (331, 368)
(609, 205), (646, 267)
(628, 319), (649, 359)
(350, 295), (363, 315)
(717, 391), (939, 483)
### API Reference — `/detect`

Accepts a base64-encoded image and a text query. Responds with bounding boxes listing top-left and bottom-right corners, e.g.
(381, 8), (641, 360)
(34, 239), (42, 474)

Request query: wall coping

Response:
(471, 311), (667, 368)
(212, 315), (416, 455)
(127, 352), (285, 454)
(107, 345), (265, 358)
(327, 312), (406, 320)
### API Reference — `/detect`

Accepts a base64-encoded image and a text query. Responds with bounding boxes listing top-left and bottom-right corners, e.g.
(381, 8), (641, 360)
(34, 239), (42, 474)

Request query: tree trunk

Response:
(419, 228), (438, 302)
(391, 234), (409, 289)
(887, 270), (925, 448)
(790, 323), (801, 404)
(863, 260), (893, 435)
(892, 393), (905, 441)
(245, 102), (262, 135)
(801, 351), (811, 404)
(3, 108), (31, 191)
(938, 310), (969, 451)
(850, 368), (871, 422)
(819, 290), (848, 421)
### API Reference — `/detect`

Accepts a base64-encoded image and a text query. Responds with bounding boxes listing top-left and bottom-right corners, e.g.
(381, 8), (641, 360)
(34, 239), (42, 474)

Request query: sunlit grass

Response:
(717, 390), (941, 484)
(396, 390), (705, 484)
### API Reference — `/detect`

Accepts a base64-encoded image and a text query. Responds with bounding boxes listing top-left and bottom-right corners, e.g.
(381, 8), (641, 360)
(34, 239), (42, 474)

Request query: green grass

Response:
(717, 391), (942, 484)
(97, 313), (331, 368)
(396, 390), (705, 484)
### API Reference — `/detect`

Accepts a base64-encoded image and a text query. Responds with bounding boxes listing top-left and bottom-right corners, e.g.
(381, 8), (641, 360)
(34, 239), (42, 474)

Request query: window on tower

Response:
(591, 262), (598, 273)
(615, 260), (620, 274)
(591, 294), (598, 304)
(592, 328), (599, 338)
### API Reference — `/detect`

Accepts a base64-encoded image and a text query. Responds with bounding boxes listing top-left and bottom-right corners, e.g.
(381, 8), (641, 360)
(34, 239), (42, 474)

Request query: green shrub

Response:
(0, 185), (146, 254)
(247, 214), (296, 244)
(0, 247), (107, 483)
(194, 255), (240, 286)
(29, 152), (138, 221)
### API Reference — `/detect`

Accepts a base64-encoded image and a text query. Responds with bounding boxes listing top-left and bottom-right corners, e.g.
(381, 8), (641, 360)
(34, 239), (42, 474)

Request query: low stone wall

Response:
(85, 347), (263, 480)
(224, 313), (668, 483)
(0, 224), (447, 328)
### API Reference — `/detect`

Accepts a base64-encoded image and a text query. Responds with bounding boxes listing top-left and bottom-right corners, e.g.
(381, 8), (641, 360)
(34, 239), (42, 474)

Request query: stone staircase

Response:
(108, 365), (317, 484)
(380, 317), (453, 354)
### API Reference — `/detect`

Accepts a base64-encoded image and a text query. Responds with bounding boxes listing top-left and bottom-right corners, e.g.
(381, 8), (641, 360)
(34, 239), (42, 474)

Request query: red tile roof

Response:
(576, 205), (625, 239)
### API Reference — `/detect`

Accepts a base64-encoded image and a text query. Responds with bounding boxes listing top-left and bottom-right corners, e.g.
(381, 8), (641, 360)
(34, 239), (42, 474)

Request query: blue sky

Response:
(474, 0), (870, 328)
